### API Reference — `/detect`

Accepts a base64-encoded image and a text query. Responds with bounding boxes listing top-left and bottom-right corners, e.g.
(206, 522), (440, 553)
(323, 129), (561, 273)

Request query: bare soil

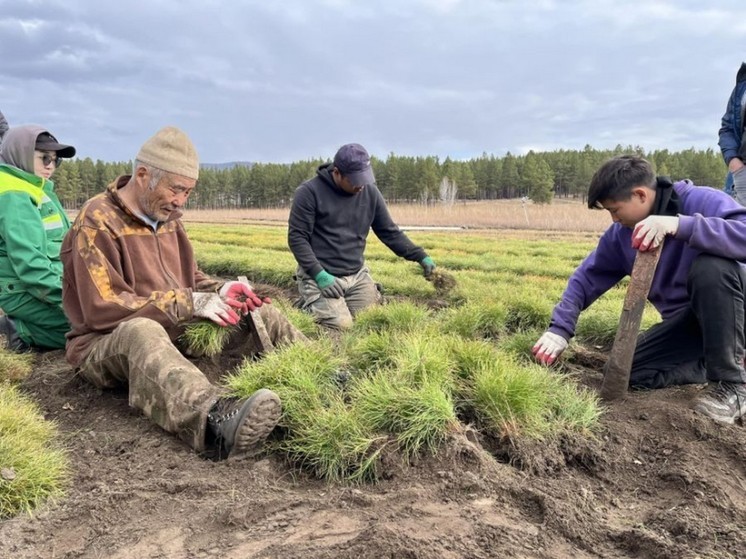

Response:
(1, 341), (745, 559)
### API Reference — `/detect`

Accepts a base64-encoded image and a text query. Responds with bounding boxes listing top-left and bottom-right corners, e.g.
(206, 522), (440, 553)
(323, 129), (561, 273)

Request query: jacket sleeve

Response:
(370, 188), (427, 262)
(288, 185), (324, 277)
(0, 193), (63, 306)
(64, 224), (195, 333)
(548, 232), (627, 340)
(675, 189), (746, 260)
(719, 85), (741, 165)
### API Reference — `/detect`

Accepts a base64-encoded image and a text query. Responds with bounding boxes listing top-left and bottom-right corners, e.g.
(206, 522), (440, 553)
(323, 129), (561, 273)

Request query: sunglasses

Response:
(37, 153), (62, 168)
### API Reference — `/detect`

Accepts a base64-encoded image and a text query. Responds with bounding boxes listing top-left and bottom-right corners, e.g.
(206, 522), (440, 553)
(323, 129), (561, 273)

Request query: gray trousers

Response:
(295, 266), (382, 330)
(78, 304), (306, 452)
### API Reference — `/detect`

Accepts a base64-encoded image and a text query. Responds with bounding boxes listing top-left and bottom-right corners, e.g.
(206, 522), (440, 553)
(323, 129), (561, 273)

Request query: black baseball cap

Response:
(35, 132), (76, 158)
(333, 143), (375, 186)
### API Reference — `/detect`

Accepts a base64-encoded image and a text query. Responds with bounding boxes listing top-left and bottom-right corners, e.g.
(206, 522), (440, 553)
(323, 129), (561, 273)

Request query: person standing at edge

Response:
(0, 125), (75, 350)
(719, 62), (746, 204)
(62, 126), (306, 459)
(532, 155), (746, 425)
(288, 143), (436, 330)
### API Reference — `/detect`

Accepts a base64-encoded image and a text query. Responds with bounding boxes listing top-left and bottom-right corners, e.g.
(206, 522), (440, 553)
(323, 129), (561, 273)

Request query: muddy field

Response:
(1, 343), (745, 559)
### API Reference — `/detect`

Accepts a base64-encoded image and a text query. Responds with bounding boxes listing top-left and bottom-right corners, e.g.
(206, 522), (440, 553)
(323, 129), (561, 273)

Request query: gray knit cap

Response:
(136, 126), (199, 180)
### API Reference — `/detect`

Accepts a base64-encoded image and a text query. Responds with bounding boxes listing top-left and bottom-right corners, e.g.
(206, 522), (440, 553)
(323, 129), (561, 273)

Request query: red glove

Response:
(219, 281), (270, 314)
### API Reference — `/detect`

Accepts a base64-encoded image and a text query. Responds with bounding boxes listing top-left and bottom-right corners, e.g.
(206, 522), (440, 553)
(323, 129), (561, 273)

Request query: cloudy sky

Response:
(1, 0), (744, 164)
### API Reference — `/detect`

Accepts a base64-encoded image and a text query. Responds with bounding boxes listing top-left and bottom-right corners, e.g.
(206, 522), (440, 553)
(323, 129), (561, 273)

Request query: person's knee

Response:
(688, 254), (740, 290)
(319, 313), (354, 331)
(117, 317), (170, 344)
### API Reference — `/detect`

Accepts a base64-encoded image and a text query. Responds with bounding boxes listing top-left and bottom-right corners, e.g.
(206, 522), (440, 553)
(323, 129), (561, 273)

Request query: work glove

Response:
(192, 292), (241, 327)
(419, 256), (436, 278)
(631, 215), (679, 252)
(219, 281), (269, 314)
(314, 270), (345, 298)
(532, 331), (569, 366)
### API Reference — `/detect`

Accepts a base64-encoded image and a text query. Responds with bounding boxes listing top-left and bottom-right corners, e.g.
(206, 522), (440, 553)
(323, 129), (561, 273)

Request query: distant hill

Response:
(200, 161), (254, 170)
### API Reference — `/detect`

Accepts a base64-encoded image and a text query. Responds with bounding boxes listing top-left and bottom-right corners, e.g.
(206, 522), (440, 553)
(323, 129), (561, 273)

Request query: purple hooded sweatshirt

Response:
(549, 180), (746, 340)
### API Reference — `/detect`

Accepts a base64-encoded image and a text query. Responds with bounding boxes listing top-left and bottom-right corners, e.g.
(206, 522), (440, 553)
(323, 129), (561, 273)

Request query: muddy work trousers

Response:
(78, 305), (307, 452)
(628, 254), (746, 389)
(295, 265), (382, 330)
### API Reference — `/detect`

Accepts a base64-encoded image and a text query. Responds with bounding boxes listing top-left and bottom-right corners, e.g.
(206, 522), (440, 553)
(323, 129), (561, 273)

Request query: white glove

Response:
(532, 331), (568, 365)
(192, 292), (240, 327)
(632, 215), (679, 252)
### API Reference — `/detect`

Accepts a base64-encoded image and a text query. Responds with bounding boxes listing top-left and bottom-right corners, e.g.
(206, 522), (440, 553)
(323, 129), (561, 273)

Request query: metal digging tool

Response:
(600, 241), (664, 401)
(237, 275), (274, 354)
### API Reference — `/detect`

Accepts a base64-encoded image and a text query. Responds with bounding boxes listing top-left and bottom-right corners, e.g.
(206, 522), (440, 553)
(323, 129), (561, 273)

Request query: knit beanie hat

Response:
(136, 126), (199, 180)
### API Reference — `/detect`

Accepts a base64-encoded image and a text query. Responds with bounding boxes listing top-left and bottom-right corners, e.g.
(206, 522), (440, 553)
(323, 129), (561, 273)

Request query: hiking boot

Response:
(692, 381), (746, 425)
(208, 389), (281, 458)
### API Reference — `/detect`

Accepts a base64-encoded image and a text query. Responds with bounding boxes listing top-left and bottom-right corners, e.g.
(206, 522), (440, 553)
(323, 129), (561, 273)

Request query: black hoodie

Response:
(288, 163), (427, 277)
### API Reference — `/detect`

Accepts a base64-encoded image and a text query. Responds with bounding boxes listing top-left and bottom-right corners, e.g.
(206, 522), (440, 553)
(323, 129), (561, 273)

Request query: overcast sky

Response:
(1, 0), (744, 164)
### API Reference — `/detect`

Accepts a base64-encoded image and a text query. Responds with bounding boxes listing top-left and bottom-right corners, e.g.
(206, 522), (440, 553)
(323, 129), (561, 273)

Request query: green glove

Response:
(314, 270), (336, 289)
(314, 270), (345, 298)
(419, 256), (436, 278)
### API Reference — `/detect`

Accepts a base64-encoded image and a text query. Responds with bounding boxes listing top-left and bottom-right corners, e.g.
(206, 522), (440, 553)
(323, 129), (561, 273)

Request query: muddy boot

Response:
(207, 389), (281, 459)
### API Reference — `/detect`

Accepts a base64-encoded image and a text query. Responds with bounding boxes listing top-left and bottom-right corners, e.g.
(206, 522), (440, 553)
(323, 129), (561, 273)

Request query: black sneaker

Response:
(208, 389), (281, 458)
(692, 382), (746, 425)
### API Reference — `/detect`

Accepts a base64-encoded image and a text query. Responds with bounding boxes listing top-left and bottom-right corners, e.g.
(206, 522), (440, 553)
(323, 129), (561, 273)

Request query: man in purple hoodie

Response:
(532, 155), (746, 425)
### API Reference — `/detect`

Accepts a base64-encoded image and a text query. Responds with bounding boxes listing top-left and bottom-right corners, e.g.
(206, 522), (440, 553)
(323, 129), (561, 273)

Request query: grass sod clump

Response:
(225, 339), (345, 427)
(180, 321), (236, 357)
(351, 301), (432, 334)
(463, 352), (601, 440)
(438, 301), (508, 340)
(352, 371), (458, 459)
(226, 341), (383, 482)
(0, 383), (68, 518)
(0, 349), (34, 383)
(279, 396), (384, 483)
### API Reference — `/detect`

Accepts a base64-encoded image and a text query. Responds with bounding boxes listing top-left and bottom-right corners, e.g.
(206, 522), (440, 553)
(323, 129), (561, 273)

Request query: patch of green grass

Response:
(225, 339), (345, 428)
(345, 330), (397, 372)
(271, 297), (320, 339)
(180, 321), (235, 357)
(439, 302), (507, 339)
(0, 384), (68, 518)
(278, 398), (383, 483)
(0, 350), (34, 383)
(352, 301), (431, 334)
(353, 372), (457, 459)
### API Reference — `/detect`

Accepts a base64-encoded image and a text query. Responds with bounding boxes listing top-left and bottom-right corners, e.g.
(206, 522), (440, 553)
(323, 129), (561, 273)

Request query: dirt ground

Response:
(1, 344), (745, 559)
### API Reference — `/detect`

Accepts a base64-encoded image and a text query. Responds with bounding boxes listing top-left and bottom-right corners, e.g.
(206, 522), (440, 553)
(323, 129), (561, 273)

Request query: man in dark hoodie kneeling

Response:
(288, 143), (435, 330)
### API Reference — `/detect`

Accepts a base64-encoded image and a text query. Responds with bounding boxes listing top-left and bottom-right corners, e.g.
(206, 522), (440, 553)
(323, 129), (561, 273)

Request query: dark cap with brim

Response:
(333, 143), (375, 186)
(35, 132), (76, 158)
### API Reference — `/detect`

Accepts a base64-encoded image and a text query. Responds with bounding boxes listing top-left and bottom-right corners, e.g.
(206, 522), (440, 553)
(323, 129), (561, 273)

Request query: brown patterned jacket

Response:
(62, 176), (222, 368)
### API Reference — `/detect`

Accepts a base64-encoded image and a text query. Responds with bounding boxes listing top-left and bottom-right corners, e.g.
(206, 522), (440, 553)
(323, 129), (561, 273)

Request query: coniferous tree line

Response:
(51, 145), (728, 209)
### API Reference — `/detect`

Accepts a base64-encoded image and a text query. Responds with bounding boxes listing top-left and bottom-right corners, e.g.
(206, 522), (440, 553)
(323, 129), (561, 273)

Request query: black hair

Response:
(587, 155), (656, 209)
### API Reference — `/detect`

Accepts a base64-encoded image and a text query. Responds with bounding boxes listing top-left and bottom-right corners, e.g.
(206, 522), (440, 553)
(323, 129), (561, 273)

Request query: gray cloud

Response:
(1, 0), (743, 163)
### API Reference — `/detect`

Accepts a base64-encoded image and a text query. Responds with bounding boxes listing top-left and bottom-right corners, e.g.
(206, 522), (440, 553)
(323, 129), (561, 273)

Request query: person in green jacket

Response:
(0, 125), (76, 350)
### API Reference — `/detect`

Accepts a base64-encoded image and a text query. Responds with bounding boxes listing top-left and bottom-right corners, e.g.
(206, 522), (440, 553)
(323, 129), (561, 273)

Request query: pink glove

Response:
(532, 331), (568, 365)
(219, 281), (269, 314)
(632, 216), (679, 252)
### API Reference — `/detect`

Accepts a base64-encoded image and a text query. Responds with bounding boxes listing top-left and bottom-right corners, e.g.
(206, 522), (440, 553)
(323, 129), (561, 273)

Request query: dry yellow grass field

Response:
(183, 198), (611, 232)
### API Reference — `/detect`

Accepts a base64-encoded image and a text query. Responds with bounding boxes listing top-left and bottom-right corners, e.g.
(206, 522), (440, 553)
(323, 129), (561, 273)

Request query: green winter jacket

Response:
(0, 163), (70, 307)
